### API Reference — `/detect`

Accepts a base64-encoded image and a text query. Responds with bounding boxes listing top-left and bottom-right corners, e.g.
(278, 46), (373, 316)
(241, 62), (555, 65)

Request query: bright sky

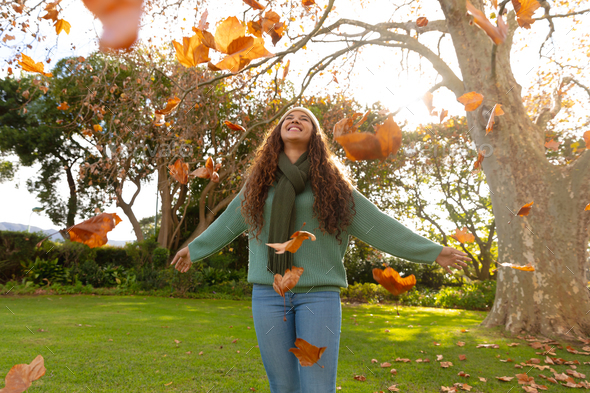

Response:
(0, 0), (587, 241)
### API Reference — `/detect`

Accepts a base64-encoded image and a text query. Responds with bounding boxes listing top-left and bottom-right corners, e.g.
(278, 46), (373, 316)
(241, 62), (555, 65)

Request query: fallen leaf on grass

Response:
(496, 376), (514, 382)
(0, 355), (46, 392)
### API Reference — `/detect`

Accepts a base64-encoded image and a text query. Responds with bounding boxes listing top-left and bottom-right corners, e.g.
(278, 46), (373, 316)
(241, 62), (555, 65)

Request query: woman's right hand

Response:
(171, 246), (192, 273)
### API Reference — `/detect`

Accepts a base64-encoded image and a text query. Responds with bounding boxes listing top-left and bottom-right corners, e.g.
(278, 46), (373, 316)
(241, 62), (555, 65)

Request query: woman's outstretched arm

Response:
(347, 188), (469, 269)
(171, 187), (248, 272)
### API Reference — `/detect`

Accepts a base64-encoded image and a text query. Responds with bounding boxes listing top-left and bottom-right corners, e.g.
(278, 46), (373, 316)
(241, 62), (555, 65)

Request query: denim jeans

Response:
(251, 283), (342, 393)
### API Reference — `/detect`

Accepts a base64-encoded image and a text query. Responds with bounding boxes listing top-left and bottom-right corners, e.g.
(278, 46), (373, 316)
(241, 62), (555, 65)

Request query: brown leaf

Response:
(267, 223), (316, 254)
(416, 17), (428, 27)
(450, 227), (475, 243)
(168, 158), (189, 185)
(273, 266), (304, 297)
(224, 120), (246, 131)
(496, 376), (514, 381)
(512, 0), (541, 28)
(172, 35), (210, 67)
(243, 0), (265, 10)
(189, 157), (222, 183)
(81, 0), (143, 50)
(457, 91), (484, 112)
(459, 354), (467, 361)
(288, 338), (326, 367)
(372, 267), (416, 296)
(0, 354), (46, 393)
(68, 213), (122, 248)
(485, 104), (505, 135)
(335, 114), (401, 161)
(466, 0), (508, 44)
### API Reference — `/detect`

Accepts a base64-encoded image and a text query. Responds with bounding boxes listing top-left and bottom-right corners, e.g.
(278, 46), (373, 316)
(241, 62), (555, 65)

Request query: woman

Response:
(171, 106), (471, 393)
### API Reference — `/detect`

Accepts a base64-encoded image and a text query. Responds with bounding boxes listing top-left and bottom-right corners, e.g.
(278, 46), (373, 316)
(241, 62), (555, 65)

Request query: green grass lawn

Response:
(2, 294), (589, 392)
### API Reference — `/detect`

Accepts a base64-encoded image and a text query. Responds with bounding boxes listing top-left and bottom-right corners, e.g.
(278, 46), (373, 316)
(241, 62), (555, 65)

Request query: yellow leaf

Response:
(55, 19), (71, 35)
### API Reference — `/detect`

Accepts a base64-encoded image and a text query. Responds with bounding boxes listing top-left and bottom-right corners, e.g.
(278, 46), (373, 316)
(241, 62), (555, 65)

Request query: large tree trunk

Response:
(438, 0), (590, 337)
(64, 166), (77, 228)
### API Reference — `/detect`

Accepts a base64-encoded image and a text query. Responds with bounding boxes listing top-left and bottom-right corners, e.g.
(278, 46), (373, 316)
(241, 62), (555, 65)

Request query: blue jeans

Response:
(252, 284), (342, 393)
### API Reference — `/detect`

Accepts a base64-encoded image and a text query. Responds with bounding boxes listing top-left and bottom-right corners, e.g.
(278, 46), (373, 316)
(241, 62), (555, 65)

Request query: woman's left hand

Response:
(434, 246), (471, 274)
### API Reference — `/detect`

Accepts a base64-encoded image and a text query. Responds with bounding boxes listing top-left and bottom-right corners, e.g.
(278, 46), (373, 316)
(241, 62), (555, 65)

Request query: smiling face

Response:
(280, 110), (314, 148)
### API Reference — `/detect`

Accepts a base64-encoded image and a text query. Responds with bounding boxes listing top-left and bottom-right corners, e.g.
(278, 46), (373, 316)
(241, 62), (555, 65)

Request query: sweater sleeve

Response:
(188, 188), (248, 263)
(347, 188), (443, 265)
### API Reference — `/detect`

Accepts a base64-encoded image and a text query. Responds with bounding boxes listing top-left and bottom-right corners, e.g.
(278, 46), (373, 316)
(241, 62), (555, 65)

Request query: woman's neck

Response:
(283, 143), (307, 164)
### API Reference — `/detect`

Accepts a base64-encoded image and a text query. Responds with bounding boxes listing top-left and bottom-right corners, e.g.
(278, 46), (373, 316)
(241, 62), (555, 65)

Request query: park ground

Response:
(1, 294), (589, 392)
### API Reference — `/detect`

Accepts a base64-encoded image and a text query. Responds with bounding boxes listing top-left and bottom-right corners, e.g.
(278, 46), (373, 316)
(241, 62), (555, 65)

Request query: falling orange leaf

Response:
(440, 109), (449, 123)
(416, 17), (429, 27)
(81, 0), (143, 50)
(485, 103), (505, 135)
(224, 120), (246, 131)
(515, 201), (534, 216)
(498, 262), (535, 271)
(0, 354), (46, 392)
(93, 124), (102, 132)
(512, 0), (541, 29)
(423, 91), (436, 116)
(335, 114), (401, 162)
(267, 223), (316, 254)
(54, 19), (71, 35)
(155, 96), (181, 116)
(168, 158), (189, 185)
(583, 131), (590, 148)
(451, 227), (475, 243)
(457, 91), (484, 112)
(544, 139), (560, 151)
(243, 0), (265, 10)
(288, 338), (326, 368)
(466, 0), (508, 44)
(68, 213), (122, 248)
(273, 266), (305, 297)
(471, 150), (484, 174)
(172, 34), (211, 68)
(17, 54), (53, 77)
(373, 267), (416, 296)
(57, 102), (70, 111)
(282, 59), (290, 80)
(190, 157), (222, 183)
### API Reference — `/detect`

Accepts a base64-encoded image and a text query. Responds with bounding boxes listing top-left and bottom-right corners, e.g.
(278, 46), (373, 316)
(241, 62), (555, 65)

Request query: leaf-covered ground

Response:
(1, 294), (589, 392)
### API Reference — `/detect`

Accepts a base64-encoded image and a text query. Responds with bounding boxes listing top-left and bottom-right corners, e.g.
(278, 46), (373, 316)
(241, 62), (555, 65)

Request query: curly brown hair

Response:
(240, 115), (357, 245)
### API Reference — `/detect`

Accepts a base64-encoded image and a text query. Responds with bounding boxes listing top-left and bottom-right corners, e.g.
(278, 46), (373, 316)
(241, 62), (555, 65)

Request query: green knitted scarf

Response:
(267, 150), (311, 276)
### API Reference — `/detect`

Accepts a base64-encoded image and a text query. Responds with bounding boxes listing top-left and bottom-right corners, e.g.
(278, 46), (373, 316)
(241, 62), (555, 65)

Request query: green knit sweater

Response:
(188, 181), (444, 294)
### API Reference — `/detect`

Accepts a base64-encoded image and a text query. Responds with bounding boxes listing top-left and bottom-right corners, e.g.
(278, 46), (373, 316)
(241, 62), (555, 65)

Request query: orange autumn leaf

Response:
(332, 110), (371, 139)
(57, 102), (69, 110)
(335, 114), (401, 162)
(243, 0), (265, 10)
(155, 96), (181, 116)
(81, 0), (143, 50)
(68, 213), (122, 248)
(282, 59), (290, 80)
(416, 17), (429, 27)
(466, 0), (508, 44)
(0, 354), (46, 393)
(17, 54), (53, 77)
(168, 158), (189, 185)
(498, 262), (535, 271)
(190, 157), (222, 183)
(471, 150), (484, 174)
(302, 0), (316, 6)
(583, 131), (590, 148)
(585, 203), (590, 211)
(224, 120), (246, 131)
(512, 0), (541, 29)
(288, 338), (326, 368)
(440, 109), (449, 123)
(214, 16), (246, 54)
(451, 227), (475, 243)
(93, 124), (102, 132)
(373, 267), (416, 296)
(457, 91), (484, 112)
(192, 27), (217, 50)
(485, 103), (505, 135)
(423, 91), (436, 116)
(172, 34), (210, 68)
(266, 224), (317, 254)
(41, 1), (59, 22)
(545, 139), (560, 151)
(273, 266), (304, 297)
(54, 19), (71, 35)
(516, 201), (534, 216)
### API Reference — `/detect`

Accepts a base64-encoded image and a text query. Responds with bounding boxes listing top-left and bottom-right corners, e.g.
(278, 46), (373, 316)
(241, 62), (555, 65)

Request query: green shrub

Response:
(0, 230), (58, 281)
(95, 246), (132, 268)
(20, 257), (68, 286)
(152, 247), (170, 269)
